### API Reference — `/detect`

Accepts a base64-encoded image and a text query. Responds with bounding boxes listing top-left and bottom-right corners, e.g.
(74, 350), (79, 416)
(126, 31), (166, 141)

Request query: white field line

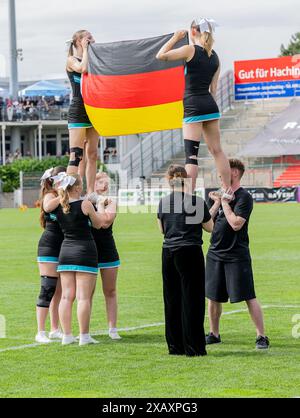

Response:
(0, 304), (299, 354)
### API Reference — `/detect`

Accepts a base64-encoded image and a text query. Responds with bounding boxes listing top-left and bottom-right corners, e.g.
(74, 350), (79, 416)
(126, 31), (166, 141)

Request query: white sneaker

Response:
(62, 334), (77, 345)
(35, 331), (52, 344)
(109, 328), (122, 340)
(79, 335), (100, 346)
(49, 329), (63, 340)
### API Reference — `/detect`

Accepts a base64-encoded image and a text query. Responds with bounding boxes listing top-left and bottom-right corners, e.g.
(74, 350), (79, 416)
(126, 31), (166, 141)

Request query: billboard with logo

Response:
(234, 55), (300, 100)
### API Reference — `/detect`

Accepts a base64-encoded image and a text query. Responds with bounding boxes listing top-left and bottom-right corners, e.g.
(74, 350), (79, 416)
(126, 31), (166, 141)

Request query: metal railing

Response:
(215, 70), (234, 113)
(121, 130), (184, 181)
(120, 70), (234, 181)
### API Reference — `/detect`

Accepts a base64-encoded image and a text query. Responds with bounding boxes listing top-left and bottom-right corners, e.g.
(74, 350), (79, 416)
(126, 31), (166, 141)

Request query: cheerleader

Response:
(66, 30), (99, 194)
(92, 172), (121, 340)
(156, 18), (233, 199)
(35, 166), (66, 343)
(53, 173), (110, 346)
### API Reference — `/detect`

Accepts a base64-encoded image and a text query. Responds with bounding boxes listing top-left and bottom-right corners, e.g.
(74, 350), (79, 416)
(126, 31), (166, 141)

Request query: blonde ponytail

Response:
(191, 20), (215, 57)
(59, 189), (70, 214)
(201, 30), (214, 57)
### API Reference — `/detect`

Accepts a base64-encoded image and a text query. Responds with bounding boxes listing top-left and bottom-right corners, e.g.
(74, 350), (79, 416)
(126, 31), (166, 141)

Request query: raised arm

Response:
(66, 37), (89, 74)
(101, 199), (117, 229)
(221, 201), (246, 232)
(43, 192), (60, 213)
(208, 192), (221, 220)
(156, 31), (194, 62)
(221, 189), (253, 232)
(81, 200), (105, 229)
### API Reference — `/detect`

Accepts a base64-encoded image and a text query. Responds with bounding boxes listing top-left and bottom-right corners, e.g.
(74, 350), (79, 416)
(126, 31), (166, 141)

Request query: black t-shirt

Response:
(207, 188), (253, 262)
(157, 191), (211, 249)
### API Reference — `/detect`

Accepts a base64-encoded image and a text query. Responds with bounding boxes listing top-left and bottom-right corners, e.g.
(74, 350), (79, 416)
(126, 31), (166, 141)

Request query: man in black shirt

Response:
(206, 159), (269, 349)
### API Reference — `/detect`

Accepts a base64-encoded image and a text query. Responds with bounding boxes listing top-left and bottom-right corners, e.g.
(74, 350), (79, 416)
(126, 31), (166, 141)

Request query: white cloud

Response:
(0, 0), (299, 79)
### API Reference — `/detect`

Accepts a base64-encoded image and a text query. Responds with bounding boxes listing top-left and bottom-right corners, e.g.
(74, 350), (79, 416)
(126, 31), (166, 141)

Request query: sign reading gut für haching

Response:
(234, 55), (300, 100)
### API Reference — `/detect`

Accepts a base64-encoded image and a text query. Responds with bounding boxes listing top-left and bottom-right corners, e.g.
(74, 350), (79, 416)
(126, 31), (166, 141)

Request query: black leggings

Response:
(162, 245), (206, 356)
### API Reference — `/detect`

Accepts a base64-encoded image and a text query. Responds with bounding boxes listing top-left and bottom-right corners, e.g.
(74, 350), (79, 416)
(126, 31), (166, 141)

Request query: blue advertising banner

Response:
(234, 56), (300, 101)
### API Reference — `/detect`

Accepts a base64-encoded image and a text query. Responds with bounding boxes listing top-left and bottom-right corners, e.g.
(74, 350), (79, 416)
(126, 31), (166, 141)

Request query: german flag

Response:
(82, 33), (188, 136)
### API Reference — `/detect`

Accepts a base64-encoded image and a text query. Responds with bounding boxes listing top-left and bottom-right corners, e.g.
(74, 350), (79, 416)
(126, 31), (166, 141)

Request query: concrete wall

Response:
(0, 193), (14, 208)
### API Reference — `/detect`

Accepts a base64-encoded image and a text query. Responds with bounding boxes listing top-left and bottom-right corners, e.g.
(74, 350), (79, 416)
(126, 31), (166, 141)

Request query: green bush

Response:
(0, 157), (106, 192)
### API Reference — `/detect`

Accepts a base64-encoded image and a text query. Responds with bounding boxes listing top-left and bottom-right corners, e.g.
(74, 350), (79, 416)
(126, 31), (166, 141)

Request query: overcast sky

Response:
(0, 0), (299, 80)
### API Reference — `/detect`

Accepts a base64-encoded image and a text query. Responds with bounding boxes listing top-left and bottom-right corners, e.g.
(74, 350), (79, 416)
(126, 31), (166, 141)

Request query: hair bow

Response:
(56, 173), (77, 191)
(40, 167), (54, 183)
(195, 18), (218, 33)
(51, 171), (67, 185)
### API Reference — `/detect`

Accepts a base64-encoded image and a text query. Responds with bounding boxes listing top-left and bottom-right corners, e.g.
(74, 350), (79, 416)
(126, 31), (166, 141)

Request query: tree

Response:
(280, 32), (300, 56)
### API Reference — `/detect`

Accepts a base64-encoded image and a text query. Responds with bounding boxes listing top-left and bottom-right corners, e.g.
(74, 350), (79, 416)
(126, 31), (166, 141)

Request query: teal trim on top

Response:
(98, 260), (121, 269)
(183, 113), (221, 123)
(49, 213), (57, 221)
(73, 75), (81, 84)
(68, 123), (93, 129)
(57, 264), (98, 274)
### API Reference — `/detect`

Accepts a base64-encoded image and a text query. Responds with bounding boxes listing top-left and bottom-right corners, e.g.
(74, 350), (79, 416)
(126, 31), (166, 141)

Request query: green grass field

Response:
(0, 203), (299, 398)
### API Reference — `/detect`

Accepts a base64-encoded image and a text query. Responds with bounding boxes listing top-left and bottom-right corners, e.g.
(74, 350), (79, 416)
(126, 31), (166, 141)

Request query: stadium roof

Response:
(239, 100), (300, 157)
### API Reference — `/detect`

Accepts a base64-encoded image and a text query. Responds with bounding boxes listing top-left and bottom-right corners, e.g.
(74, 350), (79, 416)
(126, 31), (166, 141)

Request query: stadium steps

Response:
(273, 165), (300, 187)
(150, 98), (293, 187)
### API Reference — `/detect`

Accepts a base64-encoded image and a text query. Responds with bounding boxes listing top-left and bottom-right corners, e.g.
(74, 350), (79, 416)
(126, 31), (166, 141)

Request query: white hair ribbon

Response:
(51, 171), (67, 185)
(196, 18), (218, 33)
(57, 174), (77, 191)
(40, 167), (54, 182)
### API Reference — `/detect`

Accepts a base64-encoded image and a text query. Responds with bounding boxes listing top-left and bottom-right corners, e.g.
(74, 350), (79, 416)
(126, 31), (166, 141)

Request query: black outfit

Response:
(206, 187), (256, 303)
(92, 223), (120, 269)
(37, 212), (64, 263)
(56, 200), (98, 274)
(184, 45), (220, 123)
(67, 58), (92, 128)
(158, 191), (211, 356)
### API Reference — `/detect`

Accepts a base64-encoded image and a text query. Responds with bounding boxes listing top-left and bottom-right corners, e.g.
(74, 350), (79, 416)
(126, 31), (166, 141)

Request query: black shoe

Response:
(256, 335), (270, 350)
(206, 332), (221, 345)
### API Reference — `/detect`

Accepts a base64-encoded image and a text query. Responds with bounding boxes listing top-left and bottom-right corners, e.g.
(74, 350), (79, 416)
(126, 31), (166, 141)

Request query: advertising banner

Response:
(234, 56), (300, 100)
(205, 187), (298, 203)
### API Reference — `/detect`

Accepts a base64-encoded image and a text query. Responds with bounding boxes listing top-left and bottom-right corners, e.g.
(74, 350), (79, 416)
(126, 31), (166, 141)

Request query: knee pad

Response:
(184, 139), (200, 166)
(36, 276), (57, 308)
(68, 147), (83, 167)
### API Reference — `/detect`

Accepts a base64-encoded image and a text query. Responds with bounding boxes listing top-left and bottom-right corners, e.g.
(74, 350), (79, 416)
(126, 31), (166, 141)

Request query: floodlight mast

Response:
(8, 0), (19, 100)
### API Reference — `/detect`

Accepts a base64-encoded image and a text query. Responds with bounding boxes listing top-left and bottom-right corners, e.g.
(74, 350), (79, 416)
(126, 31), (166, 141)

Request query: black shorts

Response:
(37, 229), (64, 263)
(57, 239), (98, 275)
(68, 97), (92, 129)
(205, 256), (256, 303)
(96, 242), (120, 269)
(183, 93), (220, 123)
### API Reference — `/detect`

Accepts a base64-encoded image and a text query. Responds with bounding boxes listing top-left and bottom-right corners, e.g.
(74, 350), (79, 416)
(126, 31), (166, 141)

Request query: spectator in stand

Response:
(13, 149), (22, 160)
